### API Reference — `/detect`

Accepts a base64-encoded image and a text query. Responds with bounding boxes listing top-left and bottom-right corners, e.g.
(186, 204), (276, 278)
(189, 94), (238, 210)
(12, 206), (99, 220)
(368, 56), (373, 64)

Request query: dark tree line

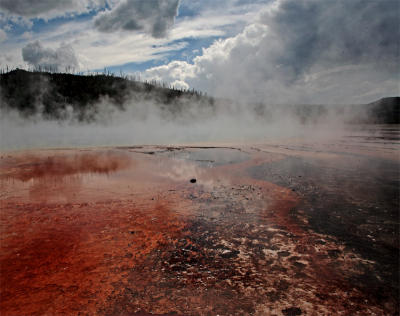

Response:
(0, 69), (214, 121)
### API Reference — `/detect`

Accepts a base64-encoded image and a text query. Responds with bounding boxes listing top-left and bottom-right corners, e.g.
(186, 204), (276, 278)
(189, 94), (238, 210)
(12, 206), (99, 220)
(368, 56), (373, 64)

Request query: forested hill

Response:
(0, 69), (214, 121)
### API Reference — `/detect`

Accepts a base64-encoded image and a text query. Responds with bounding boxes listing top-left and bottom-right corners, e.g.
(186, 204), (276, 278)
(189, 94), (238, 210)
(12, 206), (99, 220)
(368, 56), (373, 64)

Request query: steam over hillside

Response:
(0, 69), (399, 149)
(0, 69), (215, 122)
(1, 69), (398, 123)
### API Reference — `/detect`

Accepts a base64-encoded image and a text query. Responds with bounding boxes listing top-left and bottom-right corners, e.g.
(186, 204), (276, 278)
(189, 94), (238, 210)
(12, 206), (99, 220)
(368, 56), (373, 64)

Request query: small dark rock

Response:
(288, 256), (301, 262)
(171, 264), (185, 272)
(282, 307), (302, 315)
(190, 178), (197, 183)
(293, 261), (306, 269)
(220, 250), (240, 258)
(278, 251), (291, 257)
(214, 244), (226, 249)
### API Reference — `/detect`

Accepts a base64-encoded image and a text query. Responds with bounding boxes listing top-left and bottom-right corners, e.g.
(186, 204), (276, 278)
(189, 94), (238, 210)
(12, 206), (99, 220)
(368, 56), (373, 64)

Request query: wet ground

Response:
(0, 125), (399, 315)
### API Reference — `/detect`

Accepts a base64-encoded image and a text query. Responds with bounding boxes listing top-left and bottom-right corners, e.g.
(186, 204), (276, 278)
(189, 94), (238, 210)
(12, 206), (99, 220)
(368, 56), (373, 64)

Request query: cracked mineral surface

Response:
(1, 126), (399, 315)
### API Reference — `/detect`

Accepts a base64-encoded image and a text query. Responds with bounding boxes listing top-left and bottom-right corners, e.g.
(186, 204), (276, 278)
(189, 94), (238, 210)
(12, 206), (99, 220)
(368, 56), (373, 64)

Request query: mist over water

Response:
(0, 68), (394, 151)
(0, 93), (354, 150)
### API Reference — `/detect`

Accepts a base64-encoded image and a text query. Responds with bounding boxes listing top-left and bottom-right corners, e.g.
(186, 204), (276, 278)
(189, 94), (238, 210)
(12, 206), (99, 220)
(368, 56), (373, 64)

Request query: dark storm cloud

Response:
(94, 0), (180, 38)
(0, 0), (104, 19)
(22, 41), (79, 71)
(0, 0), (72, 16)
(263, 0), (399, 81)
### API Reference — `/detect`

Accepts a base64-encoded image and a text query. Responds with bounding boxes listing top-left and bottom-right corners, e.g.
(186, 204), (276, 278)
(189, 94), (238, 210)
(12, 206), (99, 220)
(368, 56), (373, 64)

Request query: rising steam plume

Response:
(0, 69), (398, 150)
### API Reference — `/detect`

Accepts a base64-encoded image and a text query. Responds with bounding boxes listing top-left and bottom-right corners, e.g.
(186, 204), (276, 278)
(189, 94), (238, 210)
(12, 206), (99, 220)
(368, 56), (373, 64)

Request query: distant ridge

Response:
(365, 97), (399, 124)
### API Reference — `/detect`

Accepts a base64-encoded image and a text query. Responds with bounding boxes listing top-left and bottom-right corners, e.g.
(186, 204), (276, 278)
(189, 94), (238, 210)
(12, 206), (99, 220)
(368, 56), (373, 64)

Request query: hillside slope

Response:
(0, 69), (214, 121)
(364, 97), (400, 124)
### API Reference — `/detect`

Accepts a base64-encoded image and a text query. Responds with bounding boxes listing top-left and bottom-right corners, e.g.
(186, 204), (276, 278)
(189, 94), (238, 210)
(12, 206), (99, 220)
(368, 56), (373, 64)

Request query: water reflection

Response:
(0, 151), (133, 203)
(161, 147), (250, 167)
(0, 149), (232, 203)
(2, 151), (132, 181)
(156, 156), (229, 190)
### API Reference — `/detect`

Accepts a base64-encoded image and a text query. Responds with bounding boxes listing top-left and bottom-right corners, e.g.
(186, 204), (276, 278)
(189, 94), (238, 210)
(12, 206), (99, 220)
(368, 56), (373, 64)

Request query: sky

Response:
(0, 0), (399, 104)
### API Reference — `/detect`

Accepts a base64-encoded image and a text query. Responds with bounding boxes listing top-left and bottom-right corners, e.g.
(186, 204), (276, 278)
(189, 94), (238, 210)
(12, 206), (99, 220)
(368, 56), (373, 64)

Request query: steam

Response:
(143, 0), (399, 105)
(0, 81), (356, 151)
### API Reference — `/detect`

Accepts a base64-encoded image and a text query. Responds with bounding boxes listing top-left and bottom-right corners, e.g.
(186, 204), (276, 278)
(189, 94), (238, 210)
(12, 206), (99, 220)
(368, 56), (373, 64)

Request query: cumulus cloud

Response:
(22, 41), (79, 71)
(94, 0), (180, 38)
(144, 0), (399, 104)
(0, 0), (106, 20)
(0, 28), (6, 42)
(171, 80), (189, 90)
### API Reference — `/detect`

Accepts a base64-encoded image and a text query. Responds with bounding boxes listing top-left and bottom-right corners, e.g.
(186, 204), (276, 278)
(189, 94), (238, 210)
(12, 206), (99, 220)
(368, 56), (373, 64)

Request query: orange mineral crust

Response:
(0, 139), (399, 315)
